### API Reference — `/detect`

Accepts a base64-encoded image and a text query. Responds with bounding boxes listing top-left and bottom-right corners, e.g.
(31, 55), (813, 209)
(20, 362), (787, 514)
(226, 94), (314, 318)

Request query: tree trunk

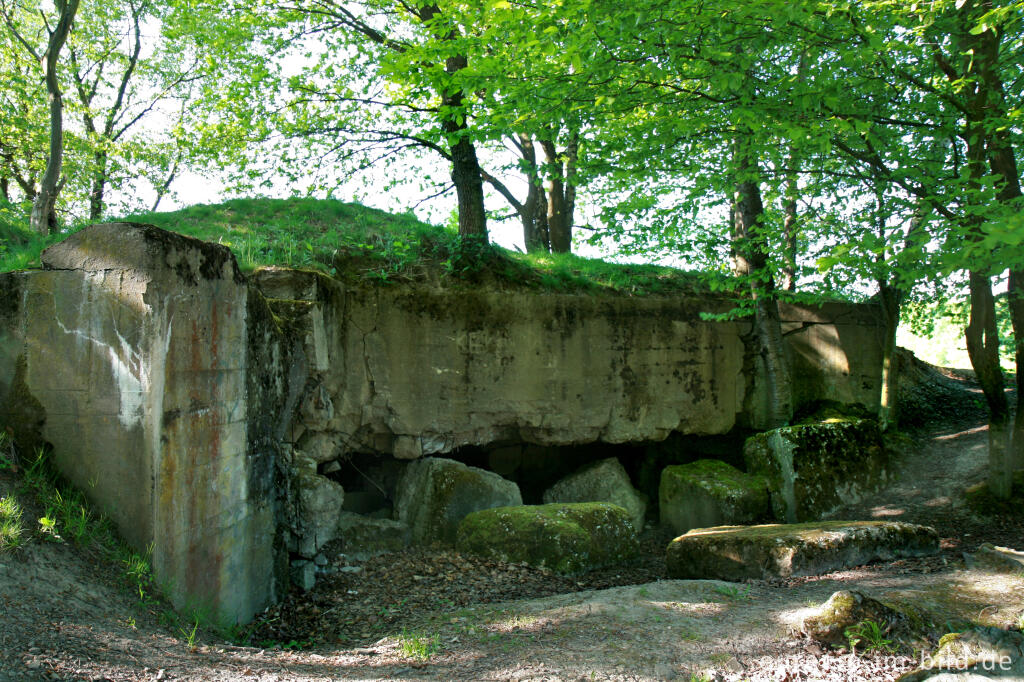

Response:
(877, 285), (902, 432)
(29, 0), (80, 235)
(966, 271), (1013, 497)
(517, 134), (550, 253)
(955, 6), (1014, 497)
(89, 151), (108, 221)
(781, 173), (798, 292)
(733, 148), (792, 429)
(446, 121), (487, 239)
(0, 177), (8, 202)
(540, 138), (574, 253)
(978, 37), (1024, 477)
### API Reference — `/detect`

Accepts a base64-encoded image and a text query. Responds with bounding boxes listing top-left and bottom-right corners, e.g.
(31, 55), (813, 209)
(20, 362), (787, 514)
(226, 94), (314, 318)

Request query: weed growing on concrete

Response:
(0, 495), (25, 551)
(845, 619), (896, 654)
(398, 629), (441, 661)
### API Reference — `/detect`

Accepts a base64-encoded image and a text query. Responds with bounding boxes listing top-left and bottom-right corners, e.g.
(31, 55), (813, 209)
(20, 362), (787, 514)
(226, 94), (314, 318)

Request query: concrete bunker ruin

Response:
(0, 223), (886, 624)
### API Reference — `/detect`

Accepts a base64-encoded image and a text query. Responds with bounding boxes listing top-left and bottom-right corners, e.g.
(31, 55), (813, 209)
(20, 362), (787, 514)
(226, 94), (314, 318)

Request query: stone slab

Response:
(666, 520), (939, 581)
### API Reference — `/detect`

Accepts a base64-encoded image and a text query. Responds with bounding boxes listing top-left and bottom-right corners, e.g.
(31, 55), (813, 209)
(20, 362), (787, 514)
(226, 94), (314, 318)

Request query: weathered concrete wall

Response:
(257, 269), (886, 462)
(0, 224), (887, 622)
(0, 224), (288, 625)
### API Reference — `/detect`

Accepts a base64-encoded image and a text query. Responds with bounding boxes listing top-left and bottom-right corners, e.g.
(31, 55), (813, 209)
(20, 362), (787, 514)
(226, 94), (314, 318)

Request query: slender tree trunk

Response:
(88, 151), (108, 221)
(967, 271), (1013, 496)
(733, 146), (792, 429)
(30, 0), (80, 235)
(781, 172), (798, 292)
(517, 134), (550, 253)
(0, 177), (8, 202)
(877, 285), (902, 432)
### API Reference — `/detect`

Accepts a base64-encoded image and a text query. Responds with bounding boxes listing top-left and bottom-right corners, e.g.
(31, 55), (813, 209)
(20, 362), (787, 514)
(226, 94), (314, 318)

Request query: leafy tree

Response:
(1, 0), (80, 234)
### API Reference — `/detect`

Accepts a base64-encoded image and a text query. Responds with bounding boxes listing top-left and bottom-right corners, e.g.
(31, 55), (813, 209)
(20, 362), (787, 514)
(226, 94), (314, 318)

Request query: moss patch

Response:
(743, 419), (889, 523)
(659, 460), (770, 535)
(456, 503), (639, 575)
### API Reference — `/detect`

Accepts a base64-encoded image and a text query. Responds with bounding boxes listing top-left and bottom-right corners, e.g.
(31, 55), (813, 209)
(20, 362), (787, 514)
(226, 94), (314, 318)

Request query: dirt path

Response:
(1, 414), (1022, 681)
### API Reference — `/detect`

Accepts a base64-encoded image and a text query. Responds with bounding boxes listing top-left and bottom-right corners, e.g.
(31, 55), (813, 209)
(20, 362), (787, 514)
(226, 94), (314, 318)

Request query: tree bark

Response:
(89, 151), (108, 221)
(733, 146), (792, 429)
(517, 134), (550, 253)
(966, 271), (1013, 496)
(877, 284), (902, 432)
(441, 56), (487, 240)
(29, 0), (80, 235)
(540, 138), (575, 253)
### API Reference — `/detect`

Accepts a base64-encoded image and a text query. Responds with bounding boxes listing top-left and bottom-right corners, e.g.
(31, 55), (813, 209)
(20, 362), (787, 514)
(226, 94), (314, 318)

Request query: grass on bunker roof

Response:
(0, 196), (718, 296)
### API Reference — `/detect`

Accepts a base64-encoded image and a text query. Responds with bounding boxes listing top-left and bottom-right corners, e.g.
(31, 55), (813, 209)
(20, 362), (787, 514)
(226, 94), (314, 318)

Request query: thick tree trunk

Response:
(30, 0), (80, 235)
(446, 120), (487, 239)
(733, 149), (792, 429)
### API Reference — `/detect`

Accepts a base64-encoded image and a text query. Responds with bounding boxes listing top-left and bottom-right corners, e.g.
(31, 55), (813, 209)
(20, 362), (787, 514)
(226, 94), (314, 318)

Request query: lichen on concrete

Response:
(456, 502), (640, 575)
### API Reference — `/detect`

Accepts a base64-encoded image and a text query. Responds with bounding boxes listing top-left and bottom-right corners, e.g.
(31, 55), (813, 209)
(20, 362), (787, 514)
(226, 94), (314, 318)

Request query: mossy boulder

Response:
(666, 520), (939, 581)
(659, 459), (770, 535)
(743, 419), (889, 523)
(394, 457), (522, 546)
(802, 590), (921, 648)
(542, 457), (647, 531)
(456, 502), (640, 575)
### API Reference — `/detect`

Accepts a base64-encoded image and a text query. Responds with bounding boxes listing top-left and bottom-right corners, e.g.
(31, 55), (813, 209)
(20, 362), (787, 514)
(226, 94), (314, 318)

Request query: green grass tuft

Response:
(0, 494), (25, 551)
(398, 629), (441, 661)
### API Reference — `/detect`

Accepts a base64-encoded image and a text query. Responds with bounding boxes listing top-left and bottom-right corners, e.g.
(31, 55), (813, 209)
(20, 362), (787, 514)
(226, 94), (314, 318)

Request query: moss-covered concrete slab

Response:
(543, 457), (647, 531)
(659, 459), (770, 535)
(743, 419), (890, 523)
(456, 502), (639, 575)
(666, 520), (939, 581)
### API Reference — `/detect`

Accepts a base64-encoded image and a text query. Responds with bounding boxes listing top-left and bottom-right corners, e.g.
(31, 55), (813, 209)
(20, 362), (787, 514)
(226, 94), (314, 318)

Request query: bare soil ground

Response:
(1, 369), (1022, 682)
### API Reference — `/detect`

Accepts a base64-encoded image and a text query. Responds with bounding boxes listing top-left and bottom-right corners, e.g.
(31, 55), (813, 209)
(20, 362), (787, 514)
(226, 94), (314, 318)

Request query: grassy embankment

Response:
(0, 197), (713, 296)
